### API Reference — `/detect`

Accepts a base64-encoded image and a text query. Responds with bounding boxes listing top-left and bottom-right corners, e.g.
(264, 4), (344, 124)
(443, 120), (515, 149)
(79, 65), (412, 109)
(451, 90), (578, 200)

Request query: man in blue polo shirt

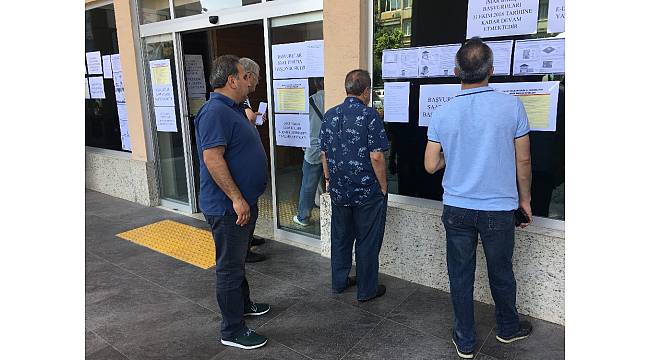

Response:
(194, 55), (270, 350)
(424, 38), (533, 359)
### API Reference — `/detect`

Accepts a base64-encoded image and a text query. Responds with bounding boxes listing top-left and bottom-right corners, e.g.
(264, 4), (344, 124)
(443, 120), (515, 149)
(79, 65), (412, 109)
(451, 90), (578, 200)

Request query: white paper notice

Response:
(418, 84), (460, 127)
(304, 40), (325, 78)
(256, 102), (268, 125)
(382, 48), (419, 79)
(383, 82), (410, 123)
(88, 76), (106, 99)
(466, 0), (540, 39)
(417, 44), (461, 78)
(275, 113), (310, 148)
(154, 106), (178, 132)
(149, 59), (175, 107)
(491, 81), (560, 131)
(273, 79), (309, 113)
(272, 41), (325, 79)
(86, 51), (103, 75)
(548, 0), (565, 33)
(116, 103), (131, 150)
(113, 71), (125, 103)
(102, 55), (113, 79)
(110, 54), (122, 73)
(184, 54), (207, 96)
(513, 38), (565, 75)
(85, 79), (90, 99)
(485, 40), (514, 75)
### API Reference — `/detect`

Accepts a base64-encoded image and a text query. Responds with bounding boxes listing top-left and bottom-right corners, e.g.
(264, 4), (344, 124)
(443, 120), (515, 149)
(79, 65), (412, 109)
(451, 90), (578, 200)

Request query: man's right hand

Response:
(518, 200), (532, 228)
(233, 198), (250, 226)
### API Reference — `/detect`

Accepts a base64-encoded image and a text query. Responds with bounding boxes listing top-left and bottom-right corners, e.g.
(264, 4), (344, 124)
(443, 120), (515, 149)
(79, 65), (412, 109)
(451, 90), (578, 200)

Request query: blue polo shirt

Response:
(427, 86), (530, 211)
(319, 97), (389, 206)
(194, 92), (268, 215)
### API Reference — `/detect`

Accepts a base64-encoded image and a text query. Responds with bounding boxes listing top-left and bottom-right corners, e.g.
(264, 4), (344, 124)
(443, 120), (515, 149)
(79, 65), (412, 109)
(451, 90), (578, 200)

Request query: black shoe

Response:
(496, 320), (533, 344)
(332, 276), (357, 294)
(245, 251), (267, 263)
(451, 332), (474, 359)
(250, 236), (266, 246)
(244, 302), (270, 316)
(221, 328), (267, 350)
(358, 284), (386, 302)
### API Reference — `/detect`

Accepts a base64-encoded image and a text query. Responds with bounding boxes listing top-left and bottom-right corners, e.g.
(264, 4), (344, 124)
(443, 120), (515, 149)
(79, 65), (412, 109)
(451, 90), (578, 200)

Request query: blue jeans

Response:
(331, 192), (387, 300)
(297, 160), (323, 222)
(205, 204), (258, 340)
(442, 205), (520, 353)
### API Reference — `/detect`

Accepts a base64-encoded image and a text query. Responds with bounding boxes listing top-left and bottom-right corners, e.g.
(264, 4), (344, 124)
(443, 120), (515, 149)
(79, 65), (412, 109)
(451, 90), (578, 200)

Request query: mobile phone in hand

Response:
(514, 207), (530, 227)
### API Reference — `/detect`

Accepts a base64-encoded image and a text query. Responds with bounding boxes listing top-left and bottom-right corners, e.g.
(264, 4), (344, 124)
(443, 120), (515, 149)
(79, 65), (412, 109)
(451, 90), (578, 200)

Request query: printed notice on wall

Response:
(273, 79), (309, 113)
(275, 113), (310, 148)
(188, 93), (206, 116)
(149, 59), (175, 107)
(417, 44), (461, 78)
(86, 51), (103, 75)
(513, 38), (565, 75)
(383, 81), (410, 123)
(485, 40), (514, 75)
(272, 40), (324, 79)
(382, 48), (419, 79)
(113, 71), (125, 103)
(110, 54), (122, 73)
(548, 0), (565, 33)
(117, 103), (131, 151)
(102, 55), (113, 79)
(184, 54), (207, 96)
(88, 76), (106, 99)
(491, 81), (560, 131)
(466, 0), (540, 39)
(154, 106), (178, 132)
(418, 84), (460, 127)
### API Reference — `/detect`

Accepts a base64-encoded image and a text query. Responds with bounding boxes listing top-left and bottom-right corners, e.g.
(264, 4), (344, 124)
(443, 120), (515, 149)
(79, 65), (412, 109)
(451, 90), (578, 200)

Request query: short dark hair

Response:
(210, 54), (241, 88)
(455, 37), (493, 84)
(344, 69), (371, 96)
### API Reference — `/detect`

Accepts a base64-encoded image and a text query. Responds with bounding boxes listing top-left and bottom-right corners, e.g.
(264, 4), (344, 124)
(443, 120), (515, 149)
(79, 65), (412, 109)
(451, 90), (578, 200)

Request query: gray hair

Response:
(455, 37), (493, 84)
(210, 54), (240, 88)
(344, 69), (371, 96)
(239, 57), (260, 76)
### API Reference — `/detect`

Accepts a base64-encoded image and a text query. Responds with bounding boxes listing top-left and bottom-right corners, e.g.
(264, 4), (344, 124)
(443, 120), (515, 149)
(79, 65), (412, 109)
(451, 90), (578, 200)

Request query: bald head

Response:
(455, 37), (493, 84)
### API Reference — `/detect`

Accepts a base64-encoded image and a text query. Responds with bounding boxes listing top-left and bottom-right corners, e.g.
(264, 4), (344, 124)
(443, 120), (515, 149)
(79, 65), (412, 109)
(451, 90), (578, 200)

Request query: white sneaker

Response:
(293, 215), (310, 227)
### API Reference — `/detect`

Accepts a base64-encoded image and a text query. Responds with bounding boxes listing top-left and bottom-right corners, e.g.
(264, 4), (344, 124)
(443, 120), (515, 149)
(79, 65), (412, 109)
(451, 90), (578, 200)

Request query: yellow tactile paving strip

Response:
(116, 220), (216, 269)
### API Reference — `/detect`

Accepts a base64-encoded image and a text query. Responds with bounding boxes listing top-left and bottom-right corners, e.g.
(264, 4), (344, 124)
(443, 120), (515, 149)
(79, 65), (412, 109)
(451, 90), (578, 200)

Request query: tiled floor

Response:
(85, 190), (565, 360)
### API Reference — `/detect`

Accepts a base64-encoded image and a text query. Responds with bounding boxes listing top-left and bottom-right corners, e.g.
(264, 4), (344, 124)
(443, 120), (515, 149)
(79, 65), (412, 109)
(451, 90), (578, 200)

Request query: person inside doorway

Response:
(239, 57), (268, 263)
(293, 77), (325, 227)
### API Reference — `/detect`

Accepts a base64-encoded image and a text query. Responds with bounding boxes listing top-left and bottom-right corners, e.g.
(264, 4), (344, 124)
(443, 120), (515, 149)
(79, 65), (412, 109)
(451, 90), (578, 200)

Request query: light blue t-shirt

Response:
(427, 86), (530, 211)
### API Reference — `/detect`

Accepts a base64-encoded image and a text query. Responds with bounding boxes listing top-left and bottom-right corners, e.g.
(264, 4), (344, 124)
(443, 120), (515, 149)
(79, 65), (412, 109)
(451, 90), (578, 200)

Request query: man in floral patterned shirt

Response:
(319, 69), (389, 302)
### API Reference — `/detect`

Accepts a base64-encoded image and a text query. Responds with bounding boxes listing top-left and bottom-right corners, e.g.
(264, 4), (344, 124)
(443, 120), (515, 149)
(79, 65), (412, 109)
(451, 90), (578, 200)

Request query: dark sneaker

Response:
(451, 332), (474, 359)
(358, 284), (386, 302)
(244, 302), (270, 316)
(496, 320), (533, 344)
(332, 276), (357, 294)
(250, 236), (266, 246)
(245, 250), (267, 263)
(221, 328), (267, 350)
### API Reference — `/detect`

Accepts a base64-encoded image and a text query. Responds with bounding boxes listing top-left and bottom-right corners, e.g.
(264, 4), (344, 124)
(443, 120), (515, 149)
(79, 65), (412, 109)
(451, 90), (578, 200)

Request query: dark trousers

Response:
(331, 193), (387, 300)
(205, 204), (258, 340)
(442, 205), (520, 353)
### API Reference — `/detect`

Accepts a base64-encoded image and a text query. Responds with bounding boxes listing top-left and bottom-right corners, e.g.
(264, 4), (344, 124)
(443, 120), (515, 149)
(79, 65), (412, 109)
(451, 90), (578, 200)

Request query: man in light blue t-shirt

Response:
(424, 38), (533, 359)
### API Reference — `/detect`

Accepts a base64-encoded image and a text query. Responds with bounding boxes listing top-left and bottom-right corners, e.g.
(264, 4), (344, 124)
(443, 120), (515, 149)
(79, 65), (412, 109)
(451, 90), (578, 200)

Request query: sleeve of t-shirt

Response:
(367, 109), (389, 152)
(515, 97), (531, 138)
(427, 111), (441, 143)
(197, 110), (233, 151)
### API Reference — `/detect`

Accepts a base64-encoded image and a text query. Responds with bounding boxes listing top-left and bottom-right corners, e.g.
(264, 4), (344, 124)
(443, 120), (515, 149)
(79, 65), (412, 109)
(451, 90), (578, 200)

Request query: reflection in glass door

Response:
(143, 34), (190, 207)
(269, 18), (324, 240)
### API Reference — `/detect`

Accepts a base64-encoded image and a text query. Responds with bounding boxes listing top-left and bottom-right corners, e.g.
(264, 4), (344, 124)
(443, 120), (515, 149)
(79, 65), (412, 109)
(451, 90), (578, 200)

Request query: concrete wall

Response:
(320, 194), (565, 325)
